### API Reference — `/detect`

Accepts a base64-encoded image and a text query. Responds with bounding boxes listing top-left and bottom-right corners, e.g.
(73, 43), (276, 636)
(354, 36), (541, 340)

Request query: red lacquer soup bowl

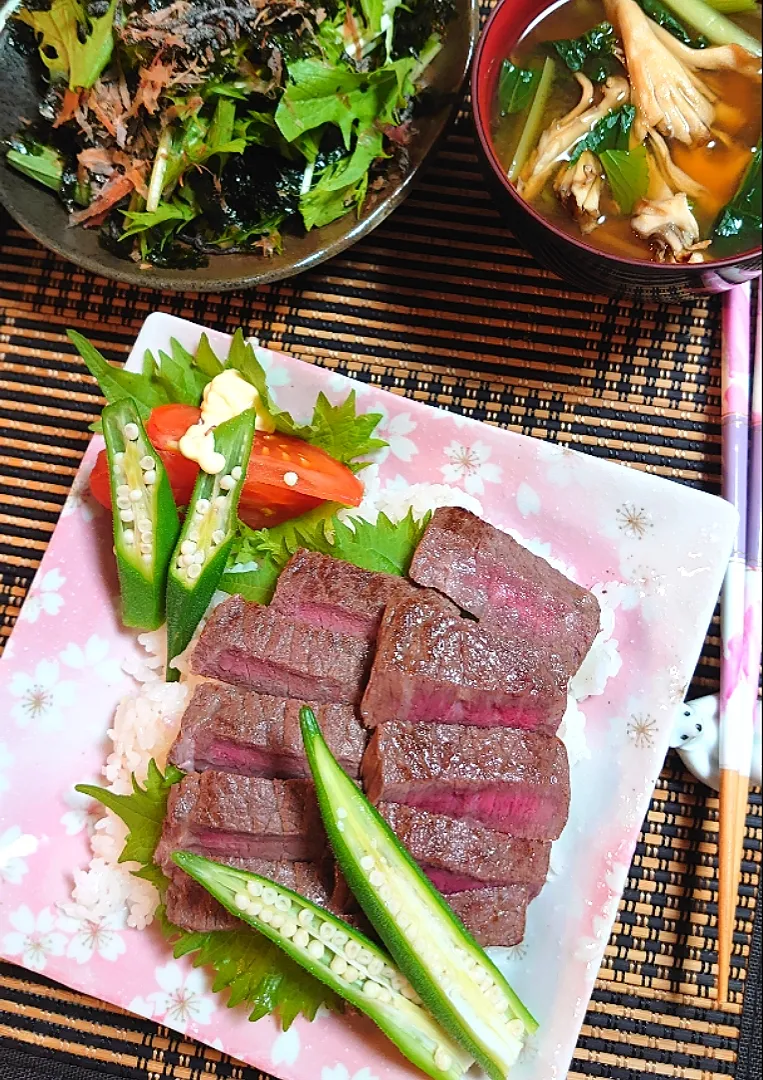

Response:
(471, 0), (762, 301)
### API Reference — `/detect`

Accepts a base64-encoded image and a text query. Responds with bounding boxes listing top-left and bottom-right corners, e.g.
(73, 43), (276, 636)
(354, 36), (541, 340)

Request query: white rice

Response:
(69, 482), (621, 929)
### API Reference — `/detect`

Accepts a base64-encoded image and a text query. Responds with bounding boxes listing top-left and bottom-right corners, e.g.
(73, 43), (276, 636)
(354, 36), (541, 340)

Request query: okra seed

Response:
(368, 958), (384, 977)
(117, 484), (129, 497)
(270, 912), (285, 930)
(259, 907), (273, 924)
(401, 983), (421, 1003)
(281, 919), (297, 939)
(191, 551), (205, 564)
(382, 965), (396, 980)
(318, 922), (335, 943)
(378, 988), (392, 1004)
(297, 908), (314, 927)
(220, 475), (236, 491)
(143, 470), (156, 485)
(186, 563), (201, 580)
(330, 956), (347, 978)
(386, 898), (401, 916)
(293, 928), (310, 949)
(196, 498), (211, 513)
(307, 940), (324, 960)
(357, 947), (372, 967)
(140, 542), (152, 555)
(214, 496), (227, 510)
(116, 497), (130, 511)
(360, 855), (374, 870)
(248, 901), (262, 917)
(344, 941), (360, 961)
(508, 1019), (525, 1038)
(283, 471), (299, 487)
(390, 973), (404, 991)
(332, 931), (348, 950)
(113, 452), (124, 464)
(231, 466), (242, 480)
(234, 892), (249, 911)
(246, 880), (262, 898)
(119, 509), (134, 523)
(369, 870), (384, 887)
(434, 1049), (452, 1071)
(275, 895), (291, 912)
(212, 529), (226, 546)
(344, 966), (360, 983)
(124, 423), (140, 441)
(139, 456), (154, 470)
(141, 553), (151, 563)
(261, 887), (277, 907)
(138, 518), (151, 533)
(473, 968), (490, 988)
(123, 529), (135, 545)
(180, 540), (197, 556)
(362, 980), (380, 999)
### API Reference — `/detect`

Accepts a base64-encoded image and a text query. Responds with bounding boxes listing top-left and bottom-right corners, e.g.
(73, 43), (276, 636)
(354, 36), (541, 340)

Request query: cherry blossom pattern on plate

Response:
(18, 568), (66, 623)
(537, 439), (581, 486)
(618, 552), (668, 622)
(60, 786), (103, 837)
(516, 482), (541, 518)
(626, 712), (659, 749)
(57, 909), (126, 964)
(0, 741), (12, 795)
(373, 409), (418, 464)
(441, 439), (502, 495)
(574, 861), (631, 964)
(60, 462), (98, 521)
(8, 659), (76, 731)
(271, 1026), (301, 1068)
(615, 503), (654, 540)
(129, 962), (216, 1029)
(60, 635), (126, 687)
(2, 906), (67, 972)
(0, 826), (38, 885)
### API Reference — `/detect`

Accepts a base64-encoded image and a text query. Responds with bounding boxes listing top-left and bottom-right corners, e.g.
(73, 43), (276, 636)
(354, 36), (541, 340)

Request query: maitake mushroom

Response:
(631, 193), (712, 261)
(554, 151), (605, 233)
(519, 74), (630, 202)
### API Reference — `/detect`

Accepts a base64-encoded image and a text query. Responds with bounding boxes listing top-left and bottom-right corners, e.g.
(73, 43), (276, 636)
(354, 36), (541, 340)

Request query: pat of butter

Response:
(179, 369), (275, 474)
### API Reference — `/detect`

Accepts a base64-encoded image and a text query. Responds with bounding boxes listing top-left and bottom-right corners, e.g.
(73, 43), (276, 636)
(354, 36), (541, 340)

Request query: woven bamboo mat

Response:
(0, 101), (761, 1079)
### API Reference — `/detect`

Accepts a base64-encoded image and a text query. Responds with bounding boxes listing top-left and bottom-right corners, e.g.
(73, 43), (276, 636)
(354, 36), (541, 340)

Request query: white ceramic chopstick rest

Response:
(670, 694), (762, 791)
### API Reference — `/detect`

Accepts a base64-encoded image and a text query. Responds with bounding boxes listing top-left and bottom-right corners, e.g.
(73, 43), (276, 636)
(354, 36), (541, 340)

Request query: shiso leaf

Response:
(77, 759), (339, 1024)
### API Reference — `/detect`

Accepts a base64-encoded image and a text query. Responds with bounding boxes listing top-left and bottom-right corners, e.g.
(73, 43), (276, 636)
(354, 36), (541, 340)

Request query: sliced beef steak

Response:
(165, 858), (334, 933)
(191, 594), (371, 703)
(379, 803), (550, 898)
(361, 596), (566, 731)
(271, 549), (419, 642)
(156, 772), (326, 868)
(169, 683), (367, 779)
(410, 507), (600, 669)
(363, 722), (570, 840)
(447, 885), (529, 947)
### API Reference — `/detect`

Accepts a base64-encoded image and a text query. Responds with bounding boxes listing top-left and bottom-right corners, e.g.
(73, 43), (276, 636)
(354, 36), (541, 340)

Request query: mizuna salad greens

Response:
(5, 0), (455, 268)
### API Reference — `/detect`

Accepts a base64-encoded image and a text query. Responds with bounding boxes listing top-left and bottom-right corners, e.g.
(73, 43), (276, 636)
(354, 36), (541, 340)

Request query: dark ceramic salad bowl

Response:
(0, 0), (478, 293)
(471, 0), (762, 301)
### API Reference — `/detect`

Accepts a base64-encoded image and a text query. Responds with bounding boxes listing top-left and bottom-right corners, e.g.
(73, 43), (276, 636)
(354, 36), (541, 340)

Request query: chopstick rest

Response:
(671, 693), (762, 791)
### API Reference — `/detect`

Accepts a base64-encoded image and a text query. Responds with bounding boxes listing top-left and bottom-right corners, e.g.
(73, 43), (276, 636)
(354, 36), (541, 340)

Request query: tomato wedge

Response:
(90, 404), (364, 531)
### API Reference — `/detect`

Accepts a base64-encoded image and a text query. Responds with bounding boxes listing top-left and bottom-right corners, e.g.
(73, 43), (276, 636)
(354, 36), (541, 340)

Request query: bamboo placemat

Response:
(0, 103), (761, 1079)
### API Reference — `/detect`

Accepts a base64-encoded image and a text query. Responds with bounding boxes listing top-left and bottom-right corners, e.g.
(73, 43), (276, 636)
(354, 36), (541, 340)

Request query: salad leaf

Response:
(6, 141), (64, 194)
(77, 760), (337, 1024)
(498, 60), (541, 116)
(76, 760), (183, 868)
(713, 146), (762, 253)
(600, 146), (650, 213)
(300, 170), (368, 230)
(120, 198), (199, 240)
(635, 0), (709, 47)
(17, 0), (117, 90)
(68, 330), (170, 425)
(284, 390), (387, 468)
(547, 21), (621, 82)
(275, 57), (416, 148)
(569, 104), (636, 164)
(221, 506), (429, 598)
(151, 339), (210, 406)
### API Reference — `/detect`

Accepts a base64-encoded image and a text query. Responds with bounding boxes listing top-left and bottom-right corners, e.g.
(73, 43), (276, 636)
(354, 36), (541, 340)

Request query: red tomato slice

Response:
(90, 405), (364, 529)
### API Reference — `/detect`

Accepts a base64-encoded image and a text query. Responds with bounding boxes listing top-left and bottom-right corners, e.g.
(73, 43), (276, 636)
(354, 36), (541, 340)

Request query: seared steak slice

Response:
(379, 803), (550, 898)
(165, 858), (334, 933)
(447, 886), (529, 947)
(271, 549), (419, 642)
(169, 683), (367, 779)
(361, 596), (567, 731)
(363, 722), (570, 840)
(191, 594), (371, 704)
(156, 772), (326, 867)
(410, 507), (600, 668)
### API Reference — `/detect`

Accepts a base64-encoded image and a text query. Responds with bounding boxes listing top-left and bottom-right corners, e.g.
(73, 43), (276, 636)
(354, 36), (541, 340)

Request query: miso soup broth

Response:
(492, 0), (762, 263)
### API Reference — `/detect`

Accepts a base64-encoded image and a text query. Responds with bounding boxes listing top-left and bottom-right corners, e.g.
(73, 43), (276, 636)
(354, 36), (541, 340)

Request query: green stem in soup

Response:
(696, 0), (759, 12)
(636, 0), (710, 45)
(659, 0), (762, 51)
(509, 56), (557, 181)
(713, 145), (762, 252)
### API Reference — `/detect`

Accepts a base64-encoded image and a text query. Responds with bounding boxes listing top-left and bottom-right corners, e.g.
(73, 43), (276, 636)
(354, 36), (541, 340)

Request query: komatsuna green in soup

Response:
(492, 0), (762, 263)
